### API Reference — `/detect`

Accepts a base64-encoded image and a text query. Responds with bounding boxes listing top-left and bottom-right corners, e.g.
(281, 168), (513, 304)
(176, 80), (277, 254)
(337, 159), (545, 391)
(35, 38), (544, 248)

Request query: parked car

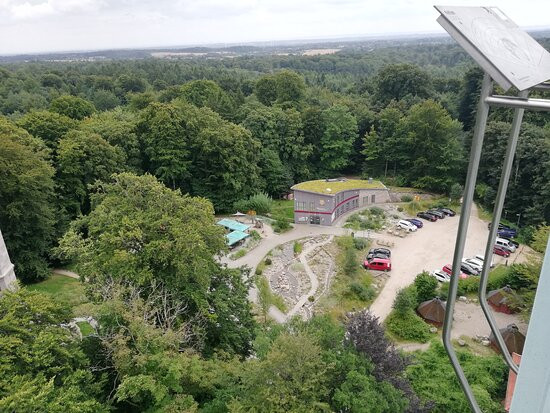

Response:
(417, 212), (437, 221)
(438, 208), (456, 217)
(442, 264), (468, 279)
(500, 236), (519, 248)
(364, 257), (391, 271)
(368, 248), (391, 257)
(474, 254), (495, 267)
(460, 261), (480, 276)
(367, 252), (390, 261)
(493, 245), (511, 257)
(495, 237), (516, 253)
(427, 209), (445, 219)
(406, 218), (423, 228)
(397, 219), (417, 232)
(464, 258), (484, 272)
(489, 222), (518, 238)
(431, 270), (450, 283)
(498, 228), (518, 238)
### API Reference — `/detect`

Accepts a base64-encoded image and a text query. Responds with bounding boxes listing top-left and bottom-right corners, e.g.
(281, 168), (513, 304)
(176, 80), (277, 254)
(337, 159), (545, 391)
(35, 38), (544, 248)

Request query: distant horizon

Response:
(1, 1), (549, 56)
(2, 25), (550, 58)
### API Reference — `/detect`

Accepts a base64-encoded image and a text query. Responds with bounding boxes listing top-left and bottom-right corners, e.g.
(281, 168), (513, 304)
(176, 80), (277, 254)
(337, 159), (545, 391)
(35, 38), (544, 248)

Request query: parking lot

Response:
(368, 204), (515, 321)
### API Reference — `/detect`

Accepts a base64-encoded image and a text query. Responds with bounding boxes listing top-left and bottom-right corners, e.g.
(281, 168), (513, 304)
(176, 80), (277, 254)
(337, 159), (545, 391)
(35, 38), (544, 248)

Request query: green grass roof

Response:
(292, 179), (386, 194)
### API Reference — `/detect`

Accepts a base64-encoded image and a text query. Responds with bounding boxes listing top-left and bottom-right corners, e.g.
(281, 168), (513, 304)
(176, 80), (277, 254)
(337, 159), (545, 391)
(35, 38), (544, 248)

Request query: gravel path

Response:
(285, 235), (334, 319)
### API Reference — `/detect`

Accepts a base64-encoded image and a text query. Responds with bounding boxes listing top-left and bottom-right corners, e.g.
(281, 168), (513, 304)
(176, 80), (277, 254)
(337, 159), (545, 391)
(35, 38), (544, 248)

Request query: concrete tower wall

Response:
(0, 230), (17, 291)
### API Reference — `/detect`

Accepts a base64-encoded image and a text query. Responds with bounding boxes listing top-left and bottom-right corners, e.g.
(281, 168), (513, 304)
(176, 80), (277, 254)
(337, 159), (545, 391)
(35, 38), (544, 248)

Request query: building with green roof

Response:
(291, 178), (390, 226)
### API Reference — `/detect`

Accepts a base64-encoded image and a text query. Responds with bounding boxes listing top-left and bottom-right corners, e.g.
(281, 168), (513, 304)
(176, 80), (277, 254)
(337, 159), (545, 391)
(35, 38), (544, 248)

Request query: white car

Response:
(397, 219), (417, 232)
(474, 254), (495, 268)
(496, 237), (516, 253)
(431, 270), (450, 283)
(463, 258), (483, 273)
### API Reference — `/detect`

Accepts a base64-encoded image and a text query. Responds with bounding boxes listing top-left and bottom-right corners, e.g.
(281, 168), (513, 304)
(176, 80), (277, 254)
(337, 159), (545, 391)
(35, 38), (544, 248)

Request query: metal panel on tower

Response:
(435, 6), (550, 91)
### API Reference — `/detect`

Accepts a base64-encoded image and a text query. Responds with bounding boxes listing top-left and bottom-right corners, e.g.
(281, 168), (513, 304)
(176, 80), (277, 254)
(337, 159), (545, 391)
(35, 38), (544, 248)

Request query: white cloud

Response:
(5, 0), (102, 20)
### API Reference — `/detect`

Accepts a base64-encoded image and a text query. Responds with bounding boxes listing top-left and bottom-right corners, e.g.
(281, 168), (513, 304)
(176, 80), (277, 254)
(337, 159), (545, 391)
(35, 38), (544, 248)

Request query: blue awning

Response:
(217, 218), (250, 232)
(226, 230), (249, 246)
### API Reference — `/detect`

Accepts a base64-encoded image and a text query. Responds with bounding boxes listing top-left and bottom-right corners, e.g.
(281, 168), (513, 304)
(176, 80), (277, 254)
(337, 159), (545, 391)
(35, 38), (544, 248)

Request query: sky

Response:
(0, 0), (549, 55)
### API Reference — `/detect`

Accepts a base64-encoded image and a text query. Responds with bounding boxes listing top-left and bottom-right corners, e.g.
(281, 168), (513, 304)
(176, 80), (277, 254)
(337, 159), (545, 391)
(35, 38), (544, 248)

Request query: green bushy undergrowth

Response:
(233, 192), (272, 215)
(386, 310), (431, 343)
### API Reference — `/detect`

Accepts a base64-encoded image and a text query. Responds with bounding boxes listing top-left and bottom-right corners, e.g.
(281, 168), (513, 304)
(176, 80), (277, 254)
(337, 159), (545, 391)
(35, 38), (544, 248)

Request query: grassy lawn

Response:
(27, 273), (88, 311)
(476, 203), (493, 222)
(403, 198), (461, 216)
(76, 321), (95, 336)
(271, 199), (294, 222)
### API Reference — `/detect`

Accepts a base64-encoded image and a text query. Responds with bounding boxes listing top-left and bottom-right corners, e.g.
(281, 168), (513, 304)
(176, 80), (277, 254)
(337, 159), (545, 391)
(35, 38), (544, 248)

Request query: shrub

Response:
(308, 295), (315, 302)
(449, 183), (463, 202)
(397, 206), (404, 212)
(343, 245), (357, 277)
(255, 267), (263, 275)
(370, 207), (385, 216)
(293, 241), (303, 254)
(250, 230), (261, 241)
(272, 219), (291, 233)
(233, 192), (273, 215)
(393, 286), (418, 314)
(401, 194), (413, 202)
(264, 257), (272, 265)
(386, 310), (431, 342)
(531, 225), (550, 254)
(230, 249), (247, 260)
(352, 237), (368, 250)
(413, 272), (438, 304)
(349, 282), (376, 301)
(407, 342), (508, 412)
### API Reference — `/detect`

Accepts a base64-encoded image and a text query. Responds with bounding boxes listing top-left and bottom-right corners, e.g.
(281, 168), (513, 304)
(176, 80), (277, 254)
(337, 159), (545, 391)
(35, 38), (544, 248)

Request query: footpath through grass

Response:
(27, 273), (88, 312)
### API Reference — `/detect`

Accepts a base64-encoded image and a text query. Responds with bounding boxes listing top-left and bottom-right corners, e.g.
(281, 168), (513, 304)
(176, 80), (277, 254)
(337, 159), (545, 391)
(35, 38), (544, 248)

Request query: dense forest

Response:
(1, 38), (549, 412)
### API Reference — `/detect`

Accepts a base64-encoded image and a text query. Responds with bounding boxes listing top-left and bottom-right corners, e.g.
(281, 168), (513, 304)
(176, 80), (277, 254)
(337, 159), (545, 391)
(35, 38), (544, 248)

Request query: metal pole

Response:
(479, 90), (528, 375)
(443, 72), (492, 413)
(485, 95), (550, 111)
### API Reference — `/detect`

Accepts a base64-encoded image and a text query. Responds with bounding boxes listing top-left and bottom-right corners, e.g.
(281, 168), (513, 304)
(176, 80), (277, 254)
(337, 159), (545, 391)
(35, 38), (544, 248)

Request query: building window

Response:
(319, 199), (325, 206)
(371, 194), (376, 203)
(310, 202), (314, 211)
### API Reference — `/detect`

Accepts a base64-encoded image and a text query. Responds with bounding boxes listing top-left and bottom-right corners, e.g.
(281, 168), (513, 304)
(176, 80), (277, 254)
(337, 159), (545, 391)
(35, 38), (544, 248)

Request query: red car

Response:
(442, 264), (468, 279)
(493, 245), (510, 257)
(364, 257), (391, 272)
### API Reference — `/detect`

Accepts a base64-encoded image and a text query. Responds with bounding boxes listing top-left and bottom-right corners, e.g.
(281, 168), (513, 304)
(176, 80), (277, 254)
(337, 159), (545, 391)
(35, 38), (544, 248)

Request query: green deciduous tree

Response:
(398, 100), (463, 192)
(255, 70), (306, 107)
(375, 64), (433, 107)
(0, 117), (55, 283)
(17, 110), (77, 150)
(413, 272), (438, 304)
(180, 79), (235, 120)
(50, 95), (96, 120)
(57, 173), (255, 355)
(80, 108), (142, 171)
(229, 333), (330, 412)
(320, 105), (358, 173)
(0, 288), (107, 412)
(137, 102), (190, 189)
(56, 130), (126, 219)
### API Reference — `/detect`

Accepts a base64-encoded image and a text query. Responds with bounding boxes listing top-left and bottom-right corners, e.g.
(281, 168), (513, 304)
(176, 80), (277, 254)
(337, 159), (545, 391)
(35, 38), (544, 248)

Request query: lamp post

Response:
(516, 213), (521, 228)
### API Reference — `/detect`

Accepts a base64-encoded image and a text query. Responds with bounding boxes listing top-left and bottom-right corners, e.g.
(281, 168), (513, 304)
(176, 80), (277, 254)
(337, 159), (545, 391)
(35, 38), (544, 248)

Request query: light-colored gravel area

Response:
(452, 300), (528, 338)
